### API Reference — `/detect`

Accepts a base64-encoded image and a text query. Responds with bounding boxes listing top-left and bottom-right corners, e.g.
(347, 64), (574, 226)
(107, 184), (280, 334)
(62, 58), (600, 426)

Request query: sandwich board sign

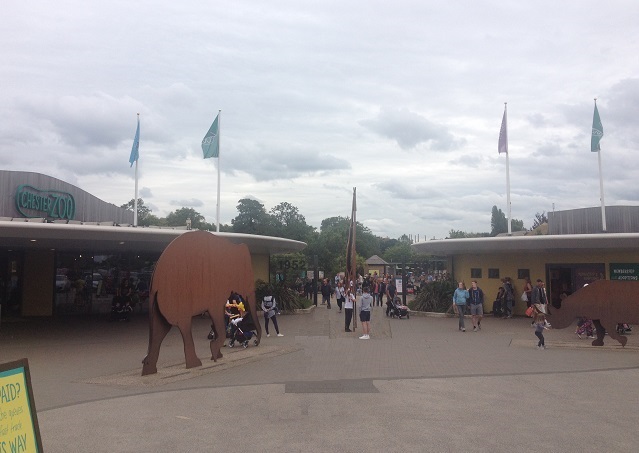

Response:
(0, 359), (43, 452)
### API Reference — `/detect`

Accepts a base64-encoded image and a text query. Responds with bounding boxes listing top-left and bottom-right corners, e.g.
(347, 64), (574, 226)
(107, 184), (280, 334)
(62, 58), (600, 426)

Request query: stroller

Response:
(228, 312), (259, 348)
(388, 296), (410, 319)
(109, 294), (132, 322)
(616, 323), (632, 335)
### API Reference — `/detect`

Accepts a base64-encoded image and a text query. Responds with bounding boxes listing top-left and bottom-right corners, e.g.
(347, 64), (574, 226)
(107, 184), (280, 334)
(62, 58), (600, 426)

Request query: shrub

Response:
(408, 278), (457, 313)
(255, 279), (306, 313)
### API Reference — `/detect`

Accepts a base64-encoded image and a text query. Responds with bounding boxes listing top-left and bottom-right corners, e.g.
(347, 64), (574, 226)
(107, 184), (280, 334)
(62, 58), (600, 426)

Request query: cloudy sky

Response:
(2, 1), (638, 239)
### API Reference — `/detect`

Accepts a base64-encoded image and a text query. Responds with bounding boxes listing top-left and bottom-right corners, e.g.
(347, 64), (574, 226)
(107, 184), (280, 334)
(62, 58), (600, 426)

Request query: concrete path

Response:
(2, 304), (639, 452)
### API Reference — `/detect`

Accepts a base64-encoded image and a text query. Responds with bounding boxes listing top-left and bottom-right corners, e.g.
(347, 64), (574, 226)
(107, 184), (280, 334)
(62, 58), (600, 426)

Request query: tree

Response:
(165, 207), (206, 229)
(490, 205), (525, 236)
(382, 242), (414, 264)
(304, 216), (380, 277)
(532, 211), (548, 229)
(120, 198), (156, 226)
(231, 198), (272, 235)
(269, 202), (316, 242)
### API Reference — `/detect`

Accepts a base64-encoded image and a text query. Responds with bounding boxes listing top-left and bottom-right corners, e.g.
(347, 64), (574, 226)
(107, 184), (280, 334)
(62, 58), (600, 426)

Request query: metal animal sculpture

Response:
(548, 280), (639, 347)
(141, 231), (261, 375)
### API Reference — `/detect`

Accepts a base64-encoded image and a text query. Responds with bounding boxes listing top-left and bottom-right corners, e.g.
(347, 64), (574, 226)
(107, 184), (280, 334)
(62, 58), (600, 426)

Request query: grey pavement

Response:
(2, 302), (639, 452)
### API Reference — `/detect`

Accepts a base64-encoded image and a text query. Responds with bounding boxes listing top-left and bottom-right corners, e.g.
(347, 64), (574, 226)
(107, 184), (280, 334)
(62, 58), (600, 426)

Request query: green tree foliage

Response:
(532, 211), (548, 229)
(304, 216), (380, 277)
(255, 279), (307, 312)
(490, 205), (525, 236)
(120, 198), (157, 226)
(408, 278), (457, 313)
(231, 198), (272, 234)
(165, 207), (207, 229)
(382, 242), (414, 264)
(269, 202), (316, 242)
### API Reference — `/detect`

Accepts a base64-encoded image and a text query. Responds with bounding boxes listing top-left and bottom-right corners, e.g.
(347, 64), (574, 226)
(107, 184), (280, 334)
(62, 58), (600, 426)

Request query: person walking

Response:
(385, 278), (397, 316)
(344, 288), (355, 332)
(530, 278), (548, 324)
(320, 278), (332, 309)
(359, 285), (373, 339)
(533, 312), (550, 349)
(334, 280), (345, 314)
(523, 277), (533, 309)
(503, 277), (515, 318)
(261, 291), (283, 337)
(453, 281), (469, 332)
(468, 280), (484, 331)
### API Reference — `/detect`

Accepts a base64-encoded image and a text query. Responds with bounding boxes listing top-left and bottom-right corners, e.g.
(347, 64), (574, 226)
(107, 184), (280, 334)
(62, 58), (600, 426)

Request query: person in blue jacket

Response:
(453, 281), (469, 332)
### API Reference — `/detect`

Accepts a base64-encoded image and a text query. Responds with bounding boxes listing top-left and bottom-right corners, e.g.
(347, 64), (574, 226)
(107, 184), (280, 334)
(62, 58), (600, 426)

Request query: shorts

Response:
(470, 304), (483, 316)
(359, 310), (371, 322)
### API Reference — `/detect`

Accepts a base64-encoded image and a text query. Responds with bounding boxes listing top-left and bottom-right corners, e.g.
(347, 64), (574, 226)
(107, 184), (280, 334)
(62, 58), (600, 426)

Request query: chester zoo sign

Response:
(15, 185), (76, 220)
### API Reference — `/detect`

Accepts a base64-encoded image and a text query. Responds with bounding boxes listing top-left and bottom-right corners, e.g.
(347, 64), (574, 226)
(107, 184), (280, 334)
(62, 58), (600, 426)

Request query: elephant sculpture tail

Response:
(247, 293), (262, 345)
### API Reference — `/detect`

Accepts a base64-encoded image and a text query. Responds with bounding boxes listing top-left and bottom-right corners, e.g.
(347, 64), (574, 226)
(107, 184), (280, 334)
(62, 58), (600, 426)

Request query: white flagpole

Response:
(133, 113), (139, 227)
(594, 99), (607, 232)
(216, 109), (221, 232)
(504, 103), (512, 234)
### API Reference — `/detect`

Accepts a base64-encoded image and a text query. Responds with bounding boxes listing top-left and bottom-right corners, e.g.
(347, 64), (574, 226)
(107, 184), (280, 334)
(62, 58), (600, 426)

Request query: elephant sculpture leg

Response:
(142, 296), (173, 376)
(208, 310), (226, 362)
(177, 317), (203, 369)
(591, 320), (606, 346)
(601, 319), (628, 347)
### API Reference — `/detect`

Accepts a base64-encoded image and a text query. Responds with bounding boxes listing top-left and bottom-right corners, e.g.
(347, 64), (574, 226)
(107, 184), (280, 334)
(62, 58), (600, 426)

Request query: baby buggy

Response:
(616, 323), (632, 335)
(388, 296), (410, 319)
(228, 312), (259, 348)
(109, 294), (132, 322)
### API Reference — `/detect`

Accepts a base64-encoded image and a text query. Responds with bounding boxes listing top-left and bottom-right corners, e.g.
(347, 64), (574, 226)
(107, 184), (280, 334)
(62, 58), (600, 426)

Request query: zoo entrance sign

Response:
(14, 185), (76, 220)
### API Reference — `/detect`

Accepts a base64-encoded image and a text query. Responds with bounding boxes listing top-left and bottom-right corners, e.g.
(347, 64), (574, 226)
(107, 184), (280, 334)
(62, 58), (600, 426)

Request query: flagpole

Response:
(502, 103), (512, 234)
(216, 109), (221, 232)
(594, 99), (606, 232)
(348, 187), (357, 330)
(133, 113), (139, 227)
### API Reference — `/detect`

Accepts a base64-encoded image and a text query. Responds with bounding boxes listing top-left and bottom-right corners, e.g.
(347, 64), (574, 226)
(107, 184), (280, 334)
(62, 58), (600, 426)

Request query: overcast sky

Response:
(2, 1), (638, 240)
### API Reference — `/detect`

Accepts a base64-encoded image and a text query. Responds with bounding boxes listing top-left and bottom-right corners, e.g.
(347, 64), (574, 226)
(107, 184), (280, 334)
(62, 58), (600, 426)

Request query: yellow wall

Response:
(252, 253), (270, 283)
(22, 250), (54, 316)
(451, 249), (639, 315)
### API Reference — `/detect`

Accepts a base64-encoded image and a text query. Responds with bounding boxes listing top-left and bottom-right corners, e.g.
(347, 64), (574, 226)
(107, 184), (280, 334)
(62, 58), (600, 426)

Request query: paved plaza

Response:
(2, 304), (639, 452)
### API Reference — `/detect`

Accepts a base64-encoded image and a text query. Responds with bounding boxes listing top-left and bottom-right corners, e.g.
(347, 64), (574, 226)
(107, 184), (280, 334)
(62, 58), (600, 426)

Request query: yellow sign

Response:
(0, 359), (42, 453)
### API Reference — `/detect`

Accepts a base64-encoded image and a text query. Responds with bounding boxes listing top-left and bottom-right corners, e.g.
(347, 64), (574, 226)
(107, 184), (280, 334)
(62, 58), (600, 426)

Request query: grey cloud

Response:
(169, 199), (204, 208)
(225, 146), (351, 182)
(139, 187), (153, 198)
(360, 108), (466, 151)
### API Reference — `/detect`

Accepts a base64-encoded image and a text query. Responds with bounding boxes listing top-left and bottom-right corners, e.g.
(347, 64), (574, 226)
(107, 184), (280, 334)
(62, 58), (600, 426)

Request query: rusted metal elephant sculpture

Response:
(548, 280), (639, 347)
(141, 231), (261, 375)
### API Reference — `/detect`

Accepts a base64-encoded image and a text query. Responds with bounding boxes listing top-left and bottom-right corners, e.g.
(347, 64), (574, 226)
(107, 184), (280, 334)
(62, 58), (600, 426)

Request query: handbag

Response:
(525, 306), (534, 317)
(521, 291), (528, 302)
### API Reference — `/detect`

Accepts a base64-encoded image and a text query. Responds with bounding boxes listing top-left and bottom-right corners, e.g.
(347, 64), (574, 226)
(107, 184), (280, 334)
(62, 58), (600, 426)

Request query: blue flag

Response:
(129, 116), (140, 167)
(202, 113), (220, 159)
(591, 102), (603, 152)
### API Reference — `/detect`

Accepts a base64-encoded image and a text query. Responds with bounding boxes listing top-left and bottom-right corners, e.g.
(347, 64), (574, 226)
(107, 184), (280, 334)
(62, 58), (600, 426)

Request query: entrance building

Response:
(0, 170), (306, 319)
(411, 233), (639, 315)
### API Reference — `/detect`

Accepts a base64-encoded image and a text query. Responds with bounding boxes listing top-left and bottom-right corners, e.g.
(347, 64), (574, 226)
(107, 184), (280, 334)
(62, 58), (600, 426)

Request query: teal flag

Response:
(129, 116), (140, 167)
(202, 113), (220, 159)
(591, 103), (603, 152)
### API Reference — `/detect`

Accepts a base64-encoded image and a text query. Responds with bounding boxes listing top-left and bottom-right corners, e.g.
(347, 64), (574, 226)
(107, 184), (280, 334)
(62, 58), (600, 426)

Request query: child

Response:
(575, 317), (595, 339)
(533, 312), (550, 349)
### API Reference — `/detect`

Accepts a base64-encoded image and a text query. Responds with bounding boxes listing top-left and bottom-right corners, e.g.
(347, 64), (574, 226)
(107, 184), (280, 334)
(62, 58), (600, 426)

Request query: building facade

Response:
(0, 171), (305, 319)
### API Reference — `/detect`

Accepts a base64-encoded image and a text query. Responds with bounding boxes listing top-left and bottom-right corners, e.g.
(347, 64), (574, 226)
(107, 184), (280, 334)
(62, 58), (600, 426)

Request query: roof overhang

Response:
(0, 222), (306, 255)
(411, 233), (639, 256)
